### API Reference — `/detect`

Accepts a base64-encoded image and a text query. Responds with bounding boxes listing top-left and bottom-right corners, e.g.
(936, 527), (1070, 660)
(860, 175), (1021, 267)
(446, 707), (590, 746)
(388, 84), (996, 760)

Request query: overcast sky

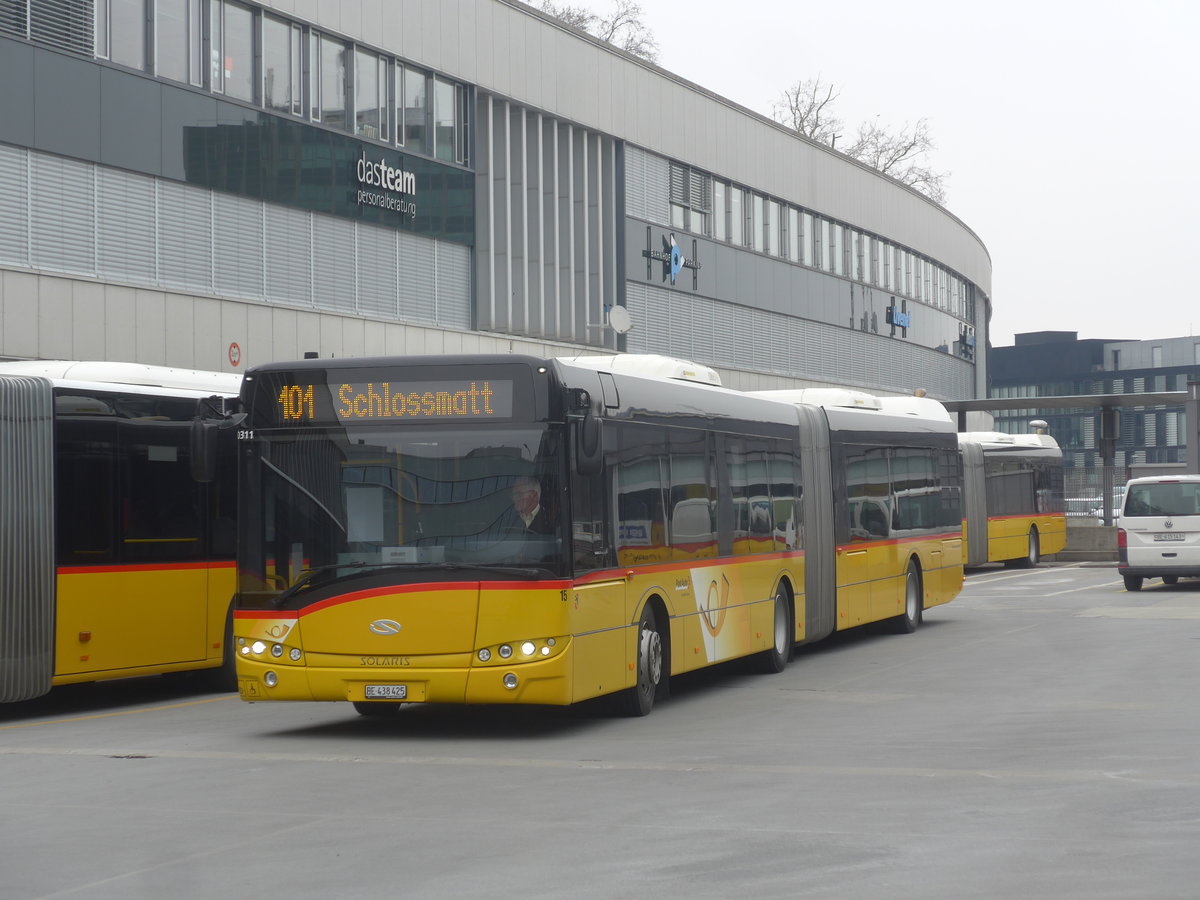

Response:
(628, 0), (1198, 348)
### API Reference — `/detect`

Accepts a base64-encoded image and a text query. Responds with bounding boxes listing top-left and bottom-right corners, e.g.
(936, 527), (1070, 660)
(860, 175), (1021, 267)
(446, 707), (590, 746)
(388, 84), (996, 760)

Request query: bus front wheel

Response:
(620, 605), (664, 717)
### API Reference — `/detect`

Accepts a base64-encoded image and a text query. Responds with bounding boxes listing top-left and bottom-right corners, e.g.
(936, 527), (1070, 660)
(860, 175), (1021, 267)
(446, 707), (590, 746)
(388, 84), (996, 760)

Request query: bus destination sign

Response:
(275, 379), (515, 424)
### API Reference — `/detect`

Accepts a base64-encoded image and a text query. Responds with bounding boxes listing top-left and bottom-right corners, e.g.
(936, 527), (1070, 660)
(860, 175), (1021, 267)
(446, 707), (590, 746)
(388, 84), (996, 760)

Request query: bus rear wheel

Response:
(619, 605), (664, 717)
(1009, 528), (1040, 568)
(890, 562), (923, 634)
(752, 583), (792, 674)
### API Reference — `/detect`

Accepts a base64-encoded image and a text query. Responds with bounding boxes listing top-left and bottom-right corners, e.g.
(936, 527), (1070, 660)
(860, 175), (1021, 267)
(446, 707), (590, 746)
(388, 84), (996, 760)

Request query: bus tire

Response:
(198, 600), (238, 692)
(1123, 574), (1143, 592)
(890, 561), (923, 634)
(353, 701), (403, 717)
(1010, 528), (1040, 568)
(619, 604), (664, 717)
(752, 581), (792, 674)
(1163, 576), (1179, 586)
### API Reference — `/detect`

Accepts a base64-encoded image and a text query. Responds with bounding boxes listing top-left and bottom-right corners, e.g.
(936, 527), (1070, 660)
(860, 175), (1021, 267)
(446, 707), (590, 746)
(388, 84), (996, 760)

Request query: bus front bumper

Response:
(235, 648), (575, 707)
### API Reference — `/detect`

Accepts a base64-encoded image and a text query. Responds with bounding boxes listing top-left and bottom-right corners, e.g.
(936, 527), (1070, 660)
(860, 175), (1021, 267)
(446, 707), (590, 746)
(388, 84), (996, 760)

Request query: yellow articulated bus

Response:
(0, 361), (241, 704)
(228, 354), (963, 717)
(958, 431), (1066, 568)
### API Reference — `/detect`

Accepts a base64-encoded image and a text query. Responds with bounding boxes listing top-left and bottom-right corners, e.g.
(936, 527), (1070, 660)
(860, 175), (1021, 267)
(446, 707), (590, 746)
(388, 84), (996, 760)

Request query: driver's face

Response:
(511, 485), (539, 515)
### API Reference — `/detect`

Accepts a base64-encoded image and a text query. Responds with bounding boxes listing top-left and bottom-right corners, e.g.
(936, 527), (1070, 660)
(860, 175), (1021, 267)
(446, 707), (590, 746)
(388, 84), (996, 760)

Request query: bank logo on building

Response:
(642, 228), (701, 289)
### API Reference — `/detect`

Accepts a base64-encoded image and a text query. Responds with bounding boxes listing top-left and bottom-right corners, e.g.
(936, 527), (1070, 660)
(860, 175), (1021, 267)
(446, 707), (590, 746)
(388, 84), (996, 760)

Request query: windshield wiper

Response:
(267, 560), (368, 608)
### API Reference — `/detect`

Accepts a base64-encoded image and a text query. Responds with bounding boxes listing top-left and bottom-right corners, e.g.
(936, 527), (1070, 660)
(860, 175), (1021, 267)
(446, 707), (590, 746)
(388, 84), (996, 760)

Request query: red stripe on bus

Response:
(572, 550), (806, 586)
(58, 560), (237, 575)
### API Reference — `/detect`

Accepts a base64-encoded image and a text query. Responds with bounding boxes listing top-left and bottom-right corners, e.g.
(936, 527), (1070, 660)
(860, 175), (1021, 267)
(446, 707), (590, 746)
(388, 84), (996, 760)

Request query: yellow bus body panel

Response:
(235, 555), (808, 707)
(837, 533), (963, 629)
(53, 563), (234, 683)
(986, 514), (1067, 563)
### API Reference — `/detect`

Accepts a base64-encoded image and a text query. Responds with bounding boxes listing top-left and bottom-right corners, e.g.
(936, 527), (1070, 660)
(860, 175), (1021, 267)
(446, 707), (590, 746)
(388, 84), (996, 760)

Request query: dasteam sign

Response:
(355, 154), (418, 220)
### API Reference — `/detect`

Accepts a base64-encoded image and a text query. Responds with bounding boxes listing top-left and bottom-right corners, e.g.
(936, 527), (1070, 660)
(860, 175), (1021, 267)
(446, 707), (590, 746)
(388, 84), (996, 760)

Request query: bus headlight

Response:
(478, 648), (491, 662)
(289, 648), (302, 661)
(251, 641), (266, 655)
(264, 671), (278, 687)
(520, 641), (536, 657)
(498, 644), (513, 659)
(503, 673), (518, 690)
(270, 644), (283, 657)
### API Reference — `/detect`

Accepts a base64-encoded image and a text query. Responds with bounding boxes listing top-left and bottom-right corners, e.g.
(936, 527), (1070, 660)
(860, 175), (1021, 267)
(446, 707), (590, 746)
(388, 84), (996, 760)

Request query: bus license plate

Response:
(364, 684), (407, 699)
(1153, 533), (1185, 541)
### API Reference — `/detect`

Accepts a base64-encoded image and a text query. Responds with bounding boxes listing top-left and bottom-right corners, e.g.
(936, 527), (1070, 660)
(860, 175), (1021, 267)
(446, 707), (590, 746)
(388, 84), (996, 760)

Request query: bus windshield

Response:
(241, 423), (568, 600)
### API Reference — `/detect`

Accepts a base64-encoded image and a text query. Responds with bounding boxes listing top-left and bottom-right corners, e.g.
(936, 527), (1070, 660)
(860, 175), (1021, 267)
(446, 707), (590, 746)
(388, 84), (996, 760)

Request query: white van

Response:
(1117, 475), (1200, 591)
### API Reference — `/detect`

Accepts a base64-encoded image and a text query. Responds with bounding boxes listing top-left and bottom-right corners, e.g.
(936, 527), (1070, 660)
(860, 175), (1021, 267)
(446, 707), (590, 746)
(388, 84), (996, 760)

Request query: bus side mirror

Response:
(190, 419), (219, 483)
(575, 414), (603, 476)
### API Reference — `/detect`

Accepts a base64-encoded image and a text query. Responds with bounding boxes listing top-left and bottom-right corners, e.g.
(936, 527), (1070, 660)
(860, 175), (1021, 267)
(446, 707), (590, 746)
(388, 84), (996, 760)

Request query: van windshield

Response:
(1124, 482), (1200, 518)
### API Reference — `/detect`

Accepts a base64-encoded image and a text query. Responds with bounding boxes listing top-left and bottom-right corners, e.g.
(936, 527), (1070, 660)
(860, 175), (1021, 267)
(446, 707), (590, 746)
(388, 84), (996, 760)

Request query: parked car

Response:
(1117, 476), (1200, 591)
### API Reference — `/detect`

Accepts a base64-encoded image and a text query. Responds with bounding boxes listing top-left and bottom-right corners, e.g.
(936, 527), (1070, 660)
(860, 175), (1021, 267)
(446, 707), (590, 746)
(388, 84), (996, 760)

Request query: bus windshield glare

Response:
(240, 422), (568, 603)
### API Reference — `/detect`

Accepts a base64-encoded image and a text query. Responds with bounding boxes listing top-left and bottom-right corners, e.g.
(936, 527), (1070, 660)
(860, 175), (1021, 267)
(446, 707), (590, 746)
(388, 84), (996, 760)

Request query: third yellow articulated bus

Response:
(227, 353), (964, 718)
(958, 431), (1066, 567)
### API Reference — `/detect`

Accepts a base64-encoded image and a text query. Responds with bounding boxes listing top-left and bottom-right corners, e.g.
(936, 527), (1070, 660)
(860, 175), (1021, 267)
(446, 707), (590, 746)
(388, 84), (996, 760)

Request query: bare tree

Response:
(845, 117), (948, 205)
(772, 77), (844, 147)
(772, 77), (949, 204)
(537, 0), (660, 63)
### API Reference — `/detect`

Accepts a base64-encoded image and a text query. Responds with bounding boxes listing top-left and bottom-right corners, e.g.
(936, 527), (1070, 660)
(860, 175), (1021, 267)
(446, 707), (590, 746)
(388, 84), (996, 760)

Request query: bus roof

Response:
(0, 360), (242, 396)
(958, 431), (1061, 451)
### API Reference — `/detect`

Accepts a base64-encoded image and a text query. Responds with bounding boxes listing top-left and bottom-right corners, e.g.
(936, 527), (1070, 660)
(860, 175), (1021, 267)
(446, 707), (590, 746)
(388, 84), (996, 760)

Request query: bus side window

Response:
(570, 466), (612, 572)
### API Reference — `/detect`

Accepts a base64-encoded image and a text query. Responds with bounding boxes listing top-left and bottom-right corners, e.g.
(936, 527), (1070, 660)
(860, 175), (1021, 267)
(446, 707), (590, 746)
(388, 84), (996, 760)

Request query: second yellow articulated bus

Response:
(958, 431), (1067, 567)
(227, 354), (964, 717)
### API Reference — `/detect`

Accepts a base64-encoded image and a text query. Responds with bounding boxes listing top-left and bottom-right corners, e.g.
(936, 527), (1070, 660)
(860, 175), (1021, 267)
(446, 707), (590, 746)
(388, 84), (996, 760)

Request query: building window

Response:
(750, 195), (764, 252)
(398, 65), (428, 152)
(433, 77), (456, 162)
(355, 48), (385, 139)
(310, 32), (346, 129)
(211, 0), (254, 103)
(155, 0), (197, 85)
(802, 212), (814, 266)
(729, 188), (743, 246)
(767, 200), (780, 256)
(787, 207), (799, 261)
(107, 0), (146, 69)
(713, 182), (727, 242)
(263, 16), (301, 115)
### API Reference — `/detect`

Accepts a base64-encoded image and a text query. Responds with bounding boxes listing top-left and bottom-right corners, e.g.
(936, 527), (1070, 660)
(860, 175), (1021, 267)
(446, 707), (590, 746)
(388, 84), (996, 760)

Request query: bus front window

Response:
(242, 424), (567, 599)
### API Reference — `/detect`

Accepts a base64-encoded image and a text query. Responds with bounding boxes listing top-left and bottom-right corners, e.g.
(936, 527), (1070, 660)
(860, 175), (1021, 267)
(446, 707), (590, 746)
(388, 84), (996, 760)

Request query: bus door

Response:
(568, 464), (627, 701)
(55, 409), (209, 675)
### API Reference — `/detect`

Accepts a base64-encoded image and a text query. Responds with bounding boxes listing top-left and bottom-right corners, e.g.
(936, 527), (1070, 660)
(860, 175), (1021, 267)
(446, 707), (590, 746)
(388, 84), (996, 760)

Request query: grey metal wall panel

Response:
(98, 168), (156, 285)
(31, 154), (94, 275)
(213, 193), (264, 300)
(264, 206), (312, 307)
(437, 241), (472, 330)
(313, 215), (356, 313)
(399, 230), (436, 323)
(357, 227), (399, 319)
(0, 144), (29, 266)
(0, 374), (55, 702)
(158, 180), (213, 293)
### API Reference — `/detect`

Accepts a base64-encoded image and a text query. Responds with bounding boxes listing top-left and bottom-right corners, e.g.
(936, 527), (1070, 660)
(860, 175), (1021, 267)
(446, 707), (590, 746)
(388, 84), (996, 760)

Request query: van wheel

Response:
(1123, 575), (1143, 592)
(619, 605), (664, 717)
(1163, 576), (1179, 586)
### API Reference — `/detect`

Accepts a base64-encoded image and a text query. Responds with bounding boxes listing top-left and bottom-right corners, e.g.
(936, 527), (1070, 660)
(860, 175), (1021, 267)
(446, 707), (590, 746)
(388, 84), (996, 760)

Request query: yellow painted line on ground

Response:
(0, 694), (237, 730)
